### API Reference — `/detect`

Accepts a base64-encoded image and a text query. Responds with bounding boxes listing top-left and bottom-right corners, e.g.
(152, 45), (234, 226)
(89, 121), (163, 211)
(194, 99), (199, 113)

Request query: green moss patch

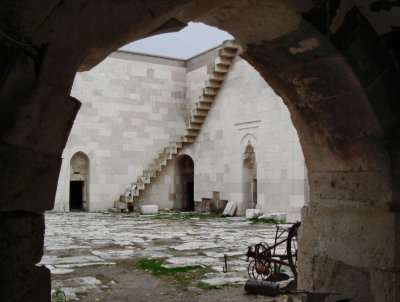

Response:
(138, 258), (201, 276)
(249, 218), (282, 225)
(136, 258), (214, 290)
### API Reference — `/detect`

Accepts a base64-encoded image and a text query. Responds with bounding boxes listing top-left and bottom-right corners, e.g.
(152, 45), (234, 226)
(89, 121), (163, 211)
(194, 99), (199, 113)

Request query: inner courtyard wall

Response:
(136, 48), (308, 221)
(55, 46), (308, 220)
(55, 52), (187, 211)
(180, 55), (308, 222)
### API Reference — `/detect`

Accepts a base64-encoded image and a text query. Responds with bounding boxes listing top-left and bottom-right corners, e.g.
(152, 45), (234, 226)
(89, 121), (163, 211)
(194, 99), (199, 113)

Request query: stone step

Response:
(192, 108), (208, 117)
(186, 120), (202, 129)
(180, 135), (196, 143)
(190, 115), (205, 124)
(114, 200), (128, 210)
(203, 87), (218, 96)
(131, 189), (139, 196)
(195, 101), (211, 110)
(222, 40), (240, 49)
(149, 162), (162, 172)
(158, 152), (167, 160)
(120, 195), (133, 203)
(209, 72), (225, 81)
(165, 145), (178, 155)
(184, 129), (200, 136)
(198, 95), (214, 103)
(132, 182), (145, 190)
(170, 141), (182, 149)
(213, 64), (228, 73)
(138, 175), (151, 184)
(215, 56), (231, 66)
(154, 157), (167, 166)
(109, 207), (120, 213)
(205, 79), (221, 88)
(218, 47), (237, 58)
(160, 150), (173, 160)
(143, 169), (156, 178)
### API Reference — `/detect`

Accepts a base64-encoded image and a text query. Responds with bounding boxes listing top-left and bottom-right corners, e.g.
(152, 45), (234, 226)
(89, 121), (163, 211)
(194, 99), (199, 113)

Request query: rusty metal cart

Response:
(245, 221), (301, 289)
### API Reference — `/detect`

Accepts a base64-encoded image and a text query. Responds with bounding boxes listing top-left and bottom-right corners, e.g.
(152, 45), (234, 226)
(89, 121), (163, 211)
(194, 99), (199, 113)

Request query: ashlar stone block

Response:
(246, 209), (263, 218)
(140, 205), (158, 214)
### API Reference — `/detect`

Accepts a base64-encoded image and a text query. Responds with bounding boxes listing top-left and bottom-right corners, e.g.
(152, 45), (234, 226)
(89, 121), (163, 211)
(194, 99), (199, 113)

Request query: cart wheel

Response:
(252, 242), (273, 281)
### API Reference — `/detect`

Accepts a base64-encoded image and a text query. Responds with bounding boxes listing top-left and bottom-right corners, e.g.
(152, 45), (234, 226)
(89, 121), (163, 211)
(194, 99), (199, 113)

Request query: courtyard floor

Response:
(41, 212), (299, 302)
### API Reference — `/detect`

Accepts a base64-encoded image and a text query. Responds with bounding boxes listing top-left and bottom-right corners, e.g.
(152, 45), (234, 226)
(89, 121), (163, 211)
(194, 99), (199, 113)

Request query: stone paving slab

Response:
(41, 212), (293, 301)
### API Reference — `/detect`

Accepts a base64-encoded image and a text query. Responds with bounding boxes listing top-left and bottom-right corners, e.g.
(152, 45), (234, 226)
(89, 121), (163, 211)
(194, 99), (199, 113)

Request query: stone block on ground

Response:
(114, 201), (127, 210)
(194, 201), (203, 212)
(246, 209), (262, 219)
(108, 207), (120, 213)
(223, 201), (237, 216)
(259, 212), (286, 222)
(140, 205), (158, 215)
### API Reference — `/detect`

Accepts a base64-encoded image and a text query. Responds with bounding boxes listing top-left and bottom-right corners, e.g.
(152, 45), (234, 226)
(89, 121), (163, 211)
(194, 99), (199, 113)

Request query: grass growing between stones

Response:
(136, 258), (213, 290)
(138, 258), (201, 275)
(249, 218), (282, 225)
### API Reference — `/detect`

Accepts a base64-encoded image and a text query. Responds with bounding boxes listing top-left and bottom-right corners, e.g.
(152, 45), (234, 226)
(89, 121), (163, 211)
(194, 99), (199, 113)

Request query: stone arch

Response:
(175, 154), (195, 211)
(1, 1), (399, 301)
(240, 133), (257, 148)
(69, 152), (90, 211)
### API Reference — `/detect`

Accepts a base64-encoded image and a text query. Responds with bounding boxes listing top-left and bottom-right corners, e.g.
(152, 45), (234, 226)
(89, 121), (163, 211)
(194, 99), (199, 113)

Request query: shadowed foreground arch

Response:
(0, 1), (399, 301)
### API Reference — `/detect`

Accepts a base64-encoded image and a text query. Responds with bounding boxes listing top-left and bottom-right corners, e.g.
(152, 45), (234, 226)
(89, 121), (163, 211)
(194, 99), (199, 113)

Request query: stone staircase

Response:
(109, 40), (240, 213)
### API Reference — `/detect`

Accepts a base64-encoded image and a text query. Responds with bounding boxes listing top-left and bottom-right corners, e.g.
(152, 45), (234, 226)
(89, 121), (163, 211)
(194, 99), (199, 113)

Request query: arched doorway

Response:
(242, 141), (257, 211)
(175, 155), (195, 211)
(69, 152), (89, 211)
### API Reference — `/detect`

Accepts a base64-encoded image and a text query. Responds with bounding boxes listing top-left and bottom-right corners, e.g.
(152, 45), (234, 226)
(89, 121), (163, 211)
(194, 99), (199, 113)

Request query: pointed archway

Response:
(175, 155), (195, 211)
(69, 152), (89, 211)
(242, 141), (257, 212)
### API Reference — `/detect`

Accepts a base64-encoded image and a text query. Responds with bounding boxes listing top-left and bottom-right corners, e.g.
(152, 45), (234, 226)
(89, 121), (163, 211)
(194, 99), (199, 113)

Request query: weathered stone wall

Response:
(54, 52), (187, 211)
(1, 1), (399, 301)
(180, 55), (307, 221)
(71, 46), (308, 221)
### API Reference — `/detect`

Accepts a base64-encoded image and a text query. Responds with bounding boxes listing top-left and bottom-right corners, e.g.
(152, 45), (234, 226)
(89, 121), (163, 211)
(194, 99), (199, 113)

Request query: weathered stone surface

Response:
(223, 201), (237, 216)
(140, 205), (158, 215)
(0, 211), (50, 302)
(1, 1), (400, 301)
(245, 209), (262, 219)
(114, 201), (127, 210)
(259, 213), (286, 222)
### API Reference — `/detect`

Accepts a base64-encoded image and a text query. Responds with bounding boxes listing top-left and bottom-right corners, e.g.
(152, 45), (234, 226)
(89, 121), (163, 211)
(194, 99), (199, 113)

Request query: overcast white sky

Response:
(119, 22), (233, 59)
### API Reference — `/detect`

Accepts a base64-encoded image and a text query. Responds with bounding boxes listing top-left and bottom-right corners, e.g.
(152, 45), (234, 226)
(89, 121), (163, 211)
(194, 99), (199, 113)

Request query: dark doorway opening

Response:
(176, 155), (195, 211)
(186, 181), (194, 211)
(252, 179), (257, 208)
(70, 181), (84, 211)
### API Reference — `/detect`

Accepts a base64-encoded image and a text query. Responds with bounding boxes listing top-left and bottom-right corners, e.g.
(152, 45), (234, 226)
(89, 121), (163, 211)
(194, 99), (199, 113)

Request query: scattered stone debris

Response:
(140, 205), (158, 214)
(223, 201), (237, 216)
